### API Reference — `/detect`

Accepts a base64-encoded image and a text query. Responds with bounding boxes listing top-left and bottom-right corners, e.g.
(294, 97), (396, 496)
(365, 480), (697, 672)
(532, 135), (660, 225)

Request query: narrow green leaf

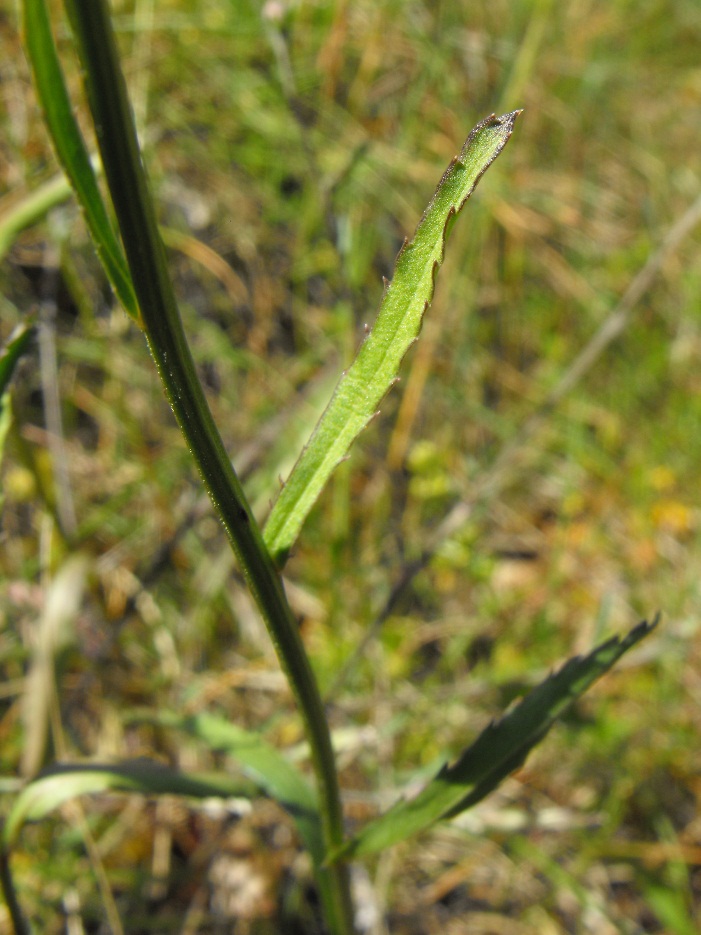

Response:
(3, 759), (253, 851)
(135, 710), (324, 866)
(21, 0), (139, 320)
(264, 111), (521, 563)
(331, 618), (657, 860)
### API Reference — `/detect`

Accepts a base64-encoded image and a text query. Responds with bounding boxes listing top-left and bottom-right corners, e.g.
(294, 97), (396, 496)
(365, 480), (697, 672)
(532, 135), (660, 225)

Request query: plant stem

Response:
(61, 1), (353, 930)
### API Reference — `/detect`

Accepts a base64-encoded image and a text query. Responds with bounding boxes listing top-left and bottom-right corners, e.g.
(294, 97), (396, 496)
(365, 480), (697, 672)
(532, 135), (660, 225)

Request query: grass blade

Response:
(331, 618), (657, 860)
(21, 0), (139, 321)
(264, 111), (521, 564)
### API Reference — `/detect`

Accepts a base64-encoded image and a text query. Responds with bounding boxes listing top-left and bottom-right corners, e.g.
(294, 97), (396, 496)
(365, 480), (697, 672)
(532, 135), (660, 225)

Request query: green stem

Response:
(60, 1), (353, 930)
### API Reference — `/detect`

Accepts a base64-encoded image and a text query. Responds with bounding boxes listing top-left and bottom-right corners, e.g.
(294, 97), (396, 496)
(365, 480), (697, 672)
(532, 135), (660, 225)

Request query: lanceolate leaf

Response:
(2, 759), (254, 852)
(264, 111), (521, 564)
(331, 618), (657, 861)
(22, 0), (139, 321)
(3, 717), (327, 922)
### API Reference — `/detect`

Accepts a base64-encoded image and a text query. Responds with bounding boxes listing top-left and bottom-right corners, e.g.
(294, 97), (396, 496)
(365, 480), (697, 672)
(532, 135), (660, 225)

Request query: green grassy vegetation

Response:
(1, 0), (700, 932)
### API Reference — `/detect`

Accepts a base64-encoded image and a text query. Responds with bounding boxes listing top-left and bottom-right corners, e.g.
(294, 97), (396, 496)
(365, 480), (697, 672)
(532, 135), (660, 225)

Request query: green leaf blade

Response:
(3, 760), (253, 852)
(22, 0), (139, 320)
(331, 618), (657, 861)
(264, 111), (521, 564)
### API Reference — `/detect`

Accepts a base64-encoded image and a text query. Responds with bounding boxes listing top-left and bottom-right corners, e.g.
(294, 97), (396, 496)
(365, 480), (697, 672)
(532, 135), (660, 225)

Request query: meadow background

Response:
(1, 0), (700, 932)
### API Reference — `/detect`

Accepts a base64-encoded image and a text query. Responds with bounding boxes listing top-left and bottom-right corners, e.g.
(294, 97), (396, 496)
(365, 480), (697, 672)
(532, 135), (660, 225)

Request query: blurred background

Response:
(1, 0), (700, 932)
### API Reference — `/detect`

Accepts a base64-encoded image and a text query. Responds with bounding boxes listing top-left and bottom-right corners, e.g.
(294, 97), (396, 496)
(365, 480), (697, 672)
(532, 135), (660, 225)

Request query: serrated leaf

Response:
(264, 111), (520, 564)
(131, 710), (324, 865)
(3, 759), (253, 851)
(331, 618), (657, 861)
(21, 0), (139, 320)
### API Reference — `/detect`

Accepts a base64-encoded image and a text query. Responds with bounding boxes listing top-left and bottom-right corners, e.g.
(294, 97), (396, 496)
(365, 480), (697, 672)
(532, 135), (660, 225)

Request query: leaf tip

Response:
(497, 109), (523, 132)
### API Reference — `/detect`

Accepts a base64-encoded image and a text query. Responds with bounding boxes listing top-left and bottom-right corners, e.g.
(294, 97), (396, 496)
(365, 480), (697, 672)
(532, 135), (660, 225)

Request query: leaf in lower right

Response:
(331, 617), (657, 861)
